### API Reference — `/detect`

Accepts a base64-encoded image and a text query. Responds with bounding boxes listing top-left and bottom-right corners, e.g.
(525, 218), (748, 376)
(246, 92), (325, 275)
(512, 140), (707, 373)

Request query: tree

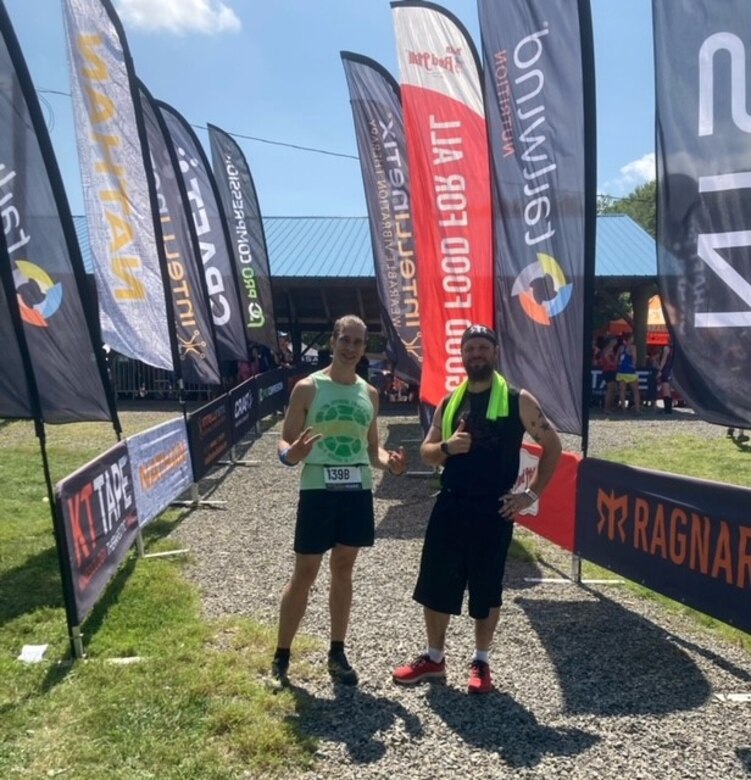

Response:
(598, 179), (656, 237)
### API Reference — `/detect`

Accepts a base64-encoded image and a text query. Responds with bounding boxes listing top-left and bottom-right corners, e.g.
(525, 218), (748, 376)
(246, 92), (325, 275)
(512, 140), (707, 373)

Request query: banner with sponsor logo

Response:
(208, 124), (278, 351)
(392, 1), (494, 407)
(55, 441), (139, 624)
(577, 458), (751, 634)
(0, 2), (116, 423)
(138, 82), (221, 386)
(513, 443), (581, 552)
(127, 417), (193, 528)
(158, 102), (248, 362)
(341, 52), (422, 385)
(255, 366), (286, 419)
(228, 377), (258, 444)
(63, 0), (172, 370)
(479, 0), (596, 437)
(186, 394), (232, 481)
(653, 1), (751, 427)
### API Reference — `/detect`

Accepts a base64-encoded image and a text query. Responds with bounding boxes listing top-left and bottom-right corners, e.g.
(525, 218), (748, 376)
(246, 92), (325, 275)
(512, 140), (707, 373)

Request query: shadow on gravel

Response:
(517, 595), (711, 715)
(426, 684), (598, 768)
(736, 748), (751, 775)
(288, 683), (424, 764)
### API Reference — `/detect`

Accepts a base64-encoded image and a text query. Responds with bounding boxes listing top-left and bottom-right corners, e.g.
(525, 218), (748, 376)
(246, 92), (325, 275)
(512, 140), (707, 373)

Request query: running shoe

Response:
(392, 653), (446, 685)
(269, 656), (290, 690)
(467, 659), (493, 694)
(328, 650), (359, 685)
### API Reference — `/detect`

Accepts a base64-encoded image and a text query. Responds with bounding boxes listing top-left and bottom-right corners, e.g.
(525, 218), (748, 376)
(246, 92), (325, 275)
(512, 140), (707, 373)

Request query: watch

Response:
(440, 441), (451, 457)
(523, 487), (539, 503)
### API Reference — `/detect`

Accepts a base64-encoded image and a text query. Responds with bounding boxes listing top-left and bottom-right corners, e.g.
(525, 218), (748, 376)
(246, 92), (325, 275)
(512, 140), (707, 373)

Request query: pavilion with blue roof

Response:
(73, 213), (657, 359)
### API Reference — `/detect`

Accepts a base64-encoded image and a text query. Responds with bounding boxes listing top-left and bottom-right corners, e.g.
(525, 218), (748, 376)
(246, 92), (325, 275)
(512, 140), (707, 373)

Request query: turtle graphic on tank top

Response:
(313, 399), (371, 461)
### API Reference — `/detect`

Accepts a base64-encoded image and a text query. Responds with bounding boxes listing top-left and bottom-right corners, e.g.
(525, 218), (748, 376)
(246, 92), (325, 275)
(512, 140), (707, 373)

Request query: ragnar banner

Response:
(392, 0), (494, 407)
(479, 0), (596, 437)
(577, 458), (751, 635)
(0, 1), (115, 423)
(63, 0), (172, 370)
(208, 123), (278, 352)
(341, 52), (422, 385)
(653, 0), (751, 427)
(159, 102), (248, 363)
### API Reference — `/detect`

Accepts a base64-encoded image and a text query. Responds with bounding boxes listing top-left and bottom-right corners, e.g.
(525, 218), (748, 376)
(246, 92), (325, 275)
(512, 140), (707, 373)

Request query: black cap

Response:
(461, 324), (498, 347)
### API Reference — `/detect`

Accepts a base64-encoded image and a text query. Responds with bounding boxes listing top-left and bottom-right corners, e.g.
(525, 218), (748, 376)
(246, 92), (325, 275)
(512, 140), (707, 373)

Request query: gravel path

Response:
(171, 409), (751, 779)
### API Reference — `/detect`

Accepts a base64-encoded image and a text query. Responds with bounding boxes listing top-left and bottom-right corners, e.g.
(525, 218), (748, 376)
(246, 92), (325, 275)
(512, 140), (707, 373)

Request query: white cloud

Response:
(602, 152), (656, 196)
(115, 0), (241, 35)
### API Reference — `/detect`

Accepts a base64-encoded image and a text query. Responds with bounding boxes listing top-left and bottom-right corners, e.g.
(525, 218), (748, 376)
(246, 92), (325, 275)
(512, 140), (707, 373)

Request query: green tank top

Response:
(300, 370), (374, 491)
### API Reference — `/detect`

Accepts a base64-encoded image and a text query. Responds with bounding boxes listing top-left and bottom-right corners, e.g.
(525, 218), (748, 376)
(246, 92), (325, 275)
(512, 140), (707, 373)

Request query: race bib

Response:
(323, 465), (363, 491)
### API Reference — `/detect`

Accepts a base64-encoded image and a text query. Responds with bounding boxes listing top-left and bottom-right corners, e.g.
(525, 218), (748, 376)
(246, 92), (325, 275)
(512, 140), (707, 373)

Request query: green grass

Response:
(0, 415), (317, 779)
(603, 431), (751, 488)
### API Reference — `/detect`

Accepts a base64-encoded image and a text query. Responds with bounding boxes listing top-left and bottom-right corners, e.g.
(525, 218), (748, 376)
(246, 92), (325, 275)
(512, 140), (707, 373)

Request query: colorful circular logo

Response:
(511, 253), (572, 326)
(13, 260), (63, 328)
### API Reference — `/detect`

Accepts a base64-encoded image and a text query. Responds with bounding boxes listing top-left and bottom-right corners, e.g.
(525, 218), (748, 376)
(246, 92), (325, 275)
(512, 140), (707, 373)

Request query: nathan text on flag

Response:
(479, 0), (596, 436)
(159, 102), (248, 362)
(392, 1), (493, 407)
(63, 0), (172, 370)
(208, 123), (278, 352)
(1, 1), (114, 423)
(342, 52), (422, 384)
(138, 83), (221, 386)
(653, 0), (751, 427)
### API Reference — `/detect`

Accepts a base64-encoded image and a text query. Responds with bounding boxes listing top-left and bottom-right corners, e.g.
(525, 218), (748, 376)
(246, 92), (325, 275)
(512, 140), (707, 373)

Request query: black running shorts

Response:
(413, 490), (514, 619)
(294, 489), (375, 554)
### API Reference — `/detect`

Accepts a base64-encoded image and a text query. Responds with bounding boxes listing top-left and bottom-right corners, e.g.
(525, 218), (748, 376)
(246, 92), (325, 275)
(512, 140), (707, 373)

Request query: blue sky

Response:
(4, 0), (655, 217)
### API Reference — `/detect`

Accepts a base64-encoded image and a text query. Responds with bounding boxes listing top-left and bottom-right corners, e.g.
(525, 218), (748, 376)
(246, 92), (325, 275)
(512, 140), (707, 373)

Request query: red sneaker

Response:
(392, 653), (446, 685)
(467, 659), (493, 694)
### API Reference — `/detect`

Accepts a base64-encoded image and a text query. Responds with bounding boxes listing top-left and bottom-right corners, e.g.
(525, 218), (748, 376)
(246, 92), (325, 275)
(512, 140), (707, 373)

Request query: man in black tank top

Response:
(393, 325), (562, 694)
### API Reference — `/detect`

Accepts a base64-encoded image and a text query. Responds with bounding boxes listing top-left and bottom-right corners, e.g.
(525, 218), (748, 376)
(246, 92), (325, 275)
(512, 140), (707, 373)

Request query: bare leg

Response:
(277, 553), (323, 649)
(474, 607), (500, 652)
(619, 381), (627, 411)
(424, 607), (451, 651)
(329, 544), (359, 642)
(632, 381), (641, 413)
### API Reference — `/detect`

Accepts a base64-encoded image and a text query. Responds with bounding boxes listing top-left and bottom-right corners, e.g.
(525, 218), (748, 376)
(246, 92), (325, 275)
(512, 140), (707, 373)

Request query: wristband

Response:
(523, 487), (538, 503)
(440, 441), (451, 457)
(278, 447), (296, 467)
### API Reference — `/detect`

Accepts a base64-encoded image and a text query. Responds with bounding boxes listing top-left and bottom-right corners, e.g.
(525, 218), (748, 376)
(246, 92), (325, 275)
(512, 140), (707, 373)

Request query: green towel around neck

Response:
(441, 371), (509, 441)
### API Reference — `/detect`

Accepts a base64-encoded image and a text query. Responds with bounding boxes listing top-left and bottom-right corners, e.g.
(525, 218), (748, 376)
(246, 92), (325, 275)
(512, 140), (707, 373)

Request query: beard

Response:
(465, 362), (494, 382)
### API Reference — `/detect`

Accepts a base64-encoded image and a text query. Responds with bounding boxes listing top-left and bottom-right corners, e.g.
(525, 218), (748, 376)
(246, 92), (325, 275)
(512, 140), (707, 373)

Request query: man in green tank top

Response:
(393, 324), (562, 694)
(271, 315), (407, 687)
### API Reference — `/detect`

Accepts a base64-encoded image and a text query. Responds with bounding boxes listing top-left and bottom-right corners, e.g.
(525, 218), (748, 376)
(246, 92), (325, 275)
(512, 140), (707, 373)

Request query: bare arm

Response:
(278, 379), (321, 465)
(499, 390), (561, 519)
(518, 389), (562, 497)
(367, 385), (406, 474)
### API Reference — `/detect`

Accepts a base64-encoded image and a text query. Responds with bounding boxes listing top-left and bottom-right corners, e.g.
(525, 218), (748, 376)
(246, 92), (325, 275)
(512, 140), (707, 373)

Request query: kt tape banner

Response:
(577, 457), (751, 634)
(55, 440), (140, 625)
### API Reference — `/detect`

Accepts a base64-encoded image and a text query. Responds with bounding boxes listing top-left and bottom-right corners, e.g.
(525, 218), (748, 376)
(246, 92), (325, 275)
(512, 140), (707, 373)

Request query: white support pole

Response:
(71, 625), (85, 660)
(170, 482), (227, 509)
